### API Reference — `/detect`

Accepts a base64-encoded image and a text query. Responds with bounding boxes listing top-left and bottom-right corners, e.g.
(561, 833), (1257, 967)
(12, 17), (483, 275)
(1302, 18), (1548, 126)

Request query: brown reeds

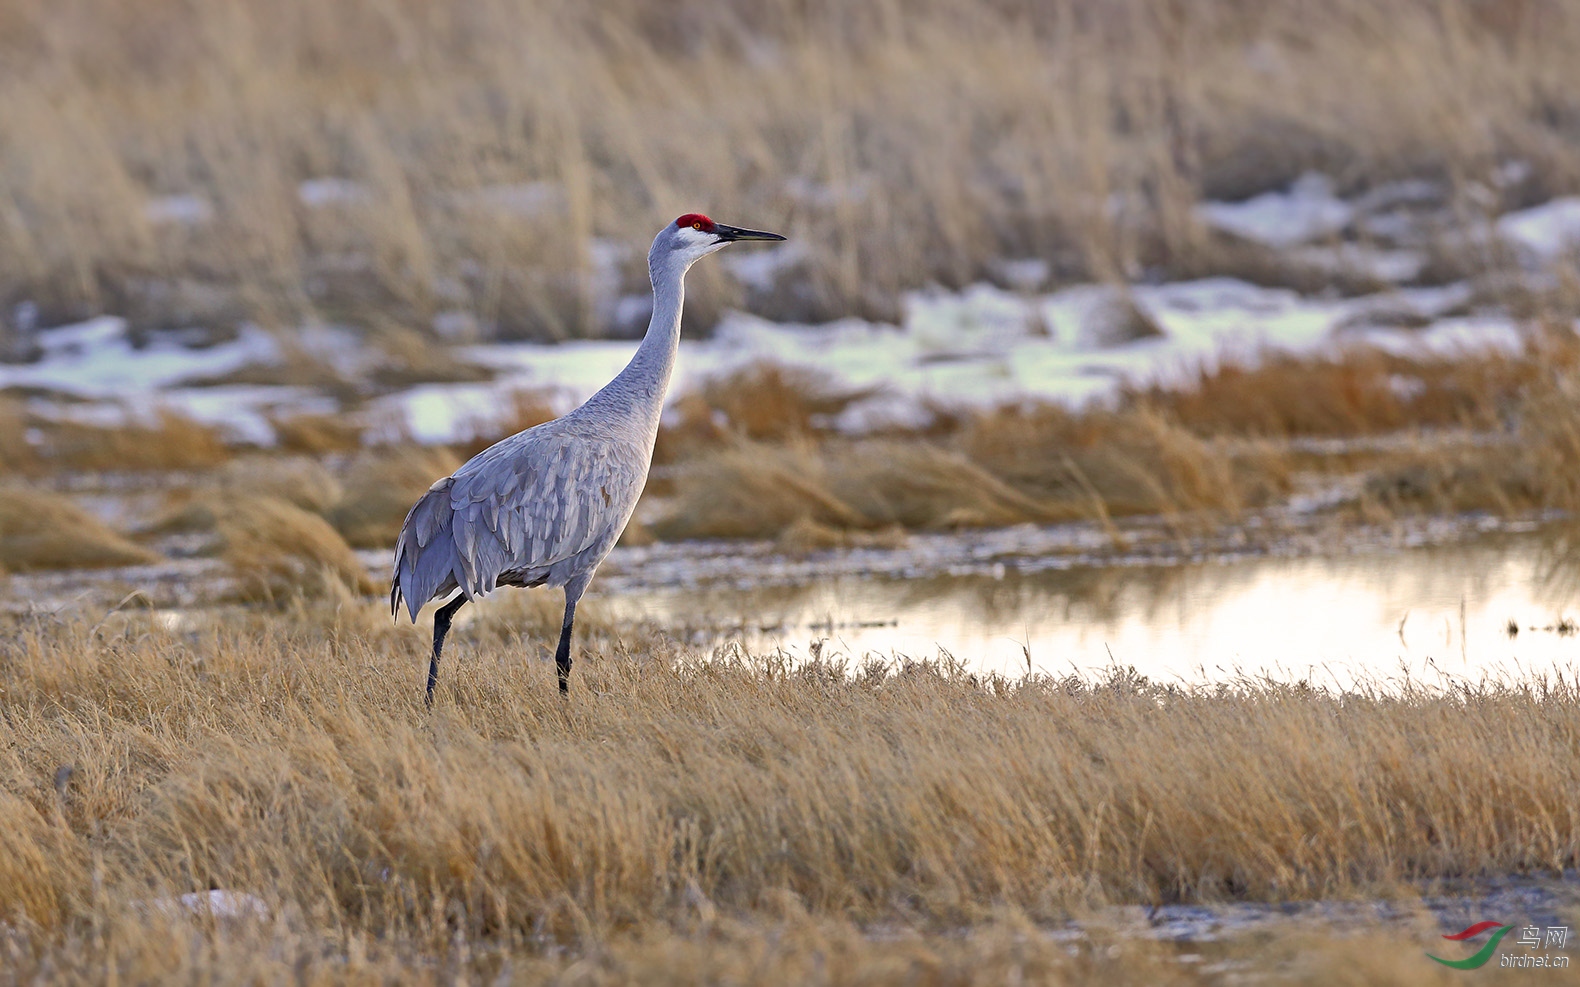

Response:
(216, 455), (344, 516)
(697, 364), (874, 443)
(0, 604), (1574, 979)
(325, 444), (462, 549)
(652, 442), (868, 541)
(654, 411), (1287, 541)
(7, 338), (1573, 556)
(214, 495), (376, 602)
(1127, 340), (1576, 439)
(0, 487), (159, 571)
(0, 398), (33, 473)
(267, 412), (366, 454)
(14, 412), (231, 474)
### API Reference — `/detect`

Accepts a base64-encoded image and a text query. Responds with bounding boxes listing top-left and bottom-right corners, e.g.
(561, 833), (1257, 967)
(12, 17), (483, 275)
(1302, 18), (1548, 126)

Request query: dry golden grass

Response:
(7, 336), (1580, 564)
(960, 406), (1289, 519)
(654, 415), (1286, 541)
(0, 604), (1575, 981)
(214, 495), (376, 602)
(1513, 361), (1580, 513)
(0, 398), (33, 473)
(216, 454), (345, 516)
(267, 411), (367, 455)
(7, 411), (232, 474)
(0, 0), (1576, 334)
(1127, 340), (1574, 439)
(697, 364), (873, 443)
(143, 456), (343, 536)
(1312, 334), (1580, 519)
(830, 440), (1057, 529)
(652, 441), (869, 541)
(325, 445), (463, 549)
(362, 323), (497, 390)
(0, 487), (159, 572)
(647, 333), (1580, 543)
(654, 437), (1059, 540)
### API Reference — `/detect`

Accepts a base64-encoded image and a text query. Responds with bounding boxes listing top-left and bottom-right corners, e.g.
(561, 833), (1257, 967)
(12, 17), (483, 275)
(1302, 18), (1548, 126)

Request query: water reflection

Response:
(602, 533), (1580, 688)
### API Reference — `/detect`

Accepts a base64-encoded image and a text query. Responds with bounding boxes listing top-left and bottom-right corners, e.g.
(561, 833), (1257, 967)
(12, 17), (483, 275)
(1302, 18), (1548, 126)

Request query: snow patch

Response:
(371, 382), (534, 446)
(329, 277), (1542, 444)
(145, 890), (269, 921)
(1288, 244), (1427, 283)
(0, 319), (280, 397)
(297, 178), (371, 208)
(723, 239), (806, 291)
(1197, 173), (1353, 247)
(144, 194), (214, 227)
(992, 258), (1051, 291)
(905, 283), (1041, 355)
(1496, 197), (1580, 265)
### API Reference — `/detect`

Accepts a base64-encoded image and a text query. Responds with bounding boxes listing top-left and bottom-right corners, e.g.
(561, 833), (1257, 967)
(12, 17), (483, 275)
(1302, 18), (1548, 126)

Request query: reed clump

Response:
(0, 605), (1574, 979)
(216, 455), (344, 516)
(214, 495), (376, 602)
(325, 445), (463, 549)
(651, 332), (1580, 543)
(267, 412), (367, 454)
(0, 487), (159, 572)
(655, 409), (1286, 541)
(1127, 341), (1572, 439)
(652, 442), (867, 541)
(11, 337), (1580, 561)
(14, 412), (231, 474)
(0, 398), (34, 473)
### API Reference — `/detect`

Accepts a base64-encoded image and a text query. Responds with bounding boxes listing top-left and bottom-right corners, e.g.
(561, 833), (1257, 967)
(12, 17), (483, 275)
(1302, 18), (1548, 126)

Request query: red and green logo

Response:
(1428, 921), (1514, 970)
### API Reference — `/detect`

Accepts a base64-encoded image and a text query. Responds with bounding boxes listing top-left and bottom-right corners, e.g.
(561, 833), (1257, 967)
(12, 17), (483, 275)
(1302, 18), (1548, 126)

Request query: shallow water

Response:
(599, 528), (1580, 689)
(1075, 871), (1580, 945)
(8, 507), (1580, 691)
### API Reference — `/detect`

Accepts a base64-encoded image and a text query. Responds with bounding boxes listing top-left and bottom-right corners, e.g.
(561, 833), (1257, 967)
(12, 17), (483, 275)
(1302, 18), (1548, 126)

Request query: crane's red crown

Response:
(674, 213), (715, 232)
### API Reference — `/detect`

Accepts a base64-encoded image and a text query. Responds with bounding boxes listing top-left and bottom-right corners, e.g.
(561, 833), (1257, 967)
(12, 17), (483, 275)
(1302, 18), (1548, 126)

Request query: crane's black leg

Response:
(427, 593), (467, 707)
(555, 593), (579, 696)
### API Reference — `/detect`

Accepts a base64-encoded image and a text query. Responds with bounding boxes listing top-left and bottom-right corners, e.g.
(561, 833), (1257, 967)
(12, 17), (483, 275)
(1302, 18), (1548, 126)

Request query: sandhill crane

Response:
(392, 214), (785, 703)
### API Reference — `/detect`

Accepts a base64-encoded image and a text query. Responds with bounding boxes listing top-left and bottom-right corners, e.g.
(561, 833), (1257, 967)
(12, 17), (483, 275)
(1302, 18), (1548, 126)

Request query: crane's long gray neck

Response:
(579, 252), (687, 438)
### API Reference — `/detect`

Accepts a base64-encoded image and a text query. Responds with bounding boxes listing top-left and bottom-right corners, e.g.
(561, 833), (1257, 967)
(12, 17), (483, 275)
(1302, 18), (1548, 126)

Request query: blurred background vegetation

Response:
(1, 0), (1576, 341)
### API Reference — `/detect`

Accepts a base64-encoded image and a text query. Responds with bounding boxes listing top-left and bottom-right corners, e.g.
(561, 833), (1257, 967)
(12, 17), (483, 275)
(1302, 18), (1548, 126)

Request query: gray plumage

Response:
(391, 215), (785, 702)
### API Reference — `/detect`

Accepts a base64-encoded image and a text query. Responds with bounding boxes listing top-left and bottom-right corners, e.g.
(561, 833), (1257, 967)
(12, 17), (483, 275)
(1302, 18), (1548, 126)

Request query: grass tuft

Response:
(653, 442), (868, 540)
(325, 444), (462, 549)
(216, 455), (345, 516)
(215, 496), (376, 602)
(15, 412), (231, 474)
(0, 487), (159, 572)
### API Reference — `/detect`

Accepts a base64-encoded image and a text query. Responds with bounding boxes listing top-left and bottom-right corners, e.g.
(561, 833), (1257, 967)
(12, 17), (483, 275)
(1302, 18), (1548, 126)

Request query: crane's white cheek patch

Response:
(673, 227), (724, 256)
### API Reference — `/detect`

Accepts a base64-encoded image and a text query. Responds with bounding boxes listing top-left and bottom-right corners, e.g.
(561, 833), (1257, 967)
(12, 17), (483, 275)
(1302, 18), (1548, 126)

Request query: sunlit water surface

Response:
(601, 533), (1580, 689)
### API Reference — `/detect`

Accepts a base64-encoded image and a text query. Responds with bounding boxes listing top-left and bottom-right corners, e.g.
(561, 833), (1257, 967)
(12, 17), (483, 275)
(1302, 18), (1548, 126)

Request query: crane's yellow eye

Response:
(692, 221), (702, 230)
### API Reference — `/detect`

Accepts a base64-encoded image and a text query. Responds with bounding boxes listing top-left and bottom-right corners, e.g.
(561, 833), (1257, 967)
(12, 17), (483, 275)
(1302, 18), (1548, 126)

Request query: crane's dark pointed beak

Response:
(714, 223), (786, 242)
